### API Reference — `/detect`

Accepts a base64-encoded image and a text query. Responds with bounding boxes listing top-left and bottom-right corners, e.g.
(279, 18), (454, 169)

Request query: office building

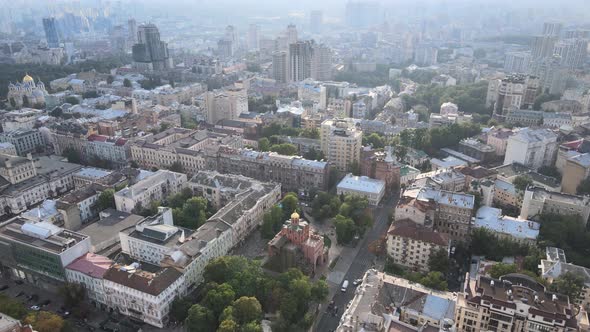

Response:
(337, 174), (385, 206)
(504, 128), (558, 170)
(0, 217), (91, 288)
(531, 35), (558, 60)
(131, 23), (171, 71)
(455, 273), (578, 332)
(286, 24), (298, 45)
(543, 22), (563, 37)
(127, 19), (138, 44)
(387, 219), (450, 272)
(114, 170), (187, 213)
(272, 51), (289, 83)
(520, 186), (590, 225)
(289, 41), (313, 82)
(310, 10), (323, 34)
(42, 17), (60, 48)
(320, 119), (363, 172)
(531, 55), (569, 95)
(217, 39), (233, 59)
(414, 44), (438, 66)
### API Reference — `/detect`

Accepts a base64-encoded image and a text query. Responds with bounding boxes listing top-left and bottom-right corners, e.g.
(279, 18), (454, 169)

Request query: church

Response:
(7, 74), (48, 109)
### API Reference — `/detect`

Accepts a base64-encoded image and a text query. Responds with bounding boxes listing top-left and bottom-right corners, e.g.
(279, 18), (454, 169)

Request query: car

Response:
(30, 305), (40, 311)
(352, 278), (362, 286)
(0, 285), (9, 291)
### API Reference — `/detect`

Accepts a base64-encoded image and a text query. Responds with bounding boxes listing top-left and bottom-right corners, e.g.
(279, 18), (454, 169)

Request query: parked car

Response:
(30, 305), (40, 311)
(353, 278), (362, 286)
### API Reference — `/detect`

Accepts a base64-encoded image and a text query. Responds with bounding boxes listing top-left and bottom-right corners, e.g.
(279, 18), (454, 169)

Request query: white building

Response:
(474, 206), (540, 245)
(337, 174), (385, 205)
(114, 170), (187, 213)
(65, 253), (113, 309)
(504, 128), (558, 170)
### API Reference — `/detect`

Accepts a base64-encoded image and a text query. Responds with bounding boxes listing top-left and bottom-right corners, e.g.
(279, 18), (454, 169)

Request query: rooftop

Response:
(115, 170), (185, 199)
(416, 187), (475, 209)
(74, 167), (113, 180)
(103, 263), (182, 296)
(337, 173), (386, 194)
(430, 156), (467, 169)
(66, 253), (113, 279)
(475, 206), (539, 240)
(388, 219), (449, 246)
(78, 209), (143, 251)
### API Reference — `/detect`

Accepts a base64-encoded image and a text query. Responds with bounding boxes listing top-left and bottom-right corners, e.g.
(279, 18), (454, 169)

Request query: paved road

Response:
(315, 194), (397, 332)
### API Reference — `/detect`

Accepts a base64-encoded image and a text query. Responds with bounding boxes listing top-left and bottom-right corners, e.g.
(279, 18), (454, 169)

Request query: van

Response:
(341, 280), (349, 292)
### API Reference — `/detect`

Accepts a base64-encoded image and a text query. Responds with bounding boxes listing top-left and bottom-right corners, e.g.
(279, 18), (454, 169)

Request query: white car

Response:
(353, 278), (362, 286)
(30, 305), (40, 311)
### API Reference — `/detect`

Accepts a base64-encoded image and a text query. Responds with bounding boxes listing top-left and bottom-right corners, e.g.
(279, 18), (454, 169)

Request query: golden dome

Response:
(291, 212), (300, 220)
(23, 74), (34, 83)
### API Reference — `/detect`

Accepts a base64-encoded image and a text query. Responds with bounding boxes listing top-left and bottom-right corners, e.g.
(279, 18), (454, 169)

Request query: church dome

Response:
(23, 74), (34, 83)
(291, 212), (300, 220)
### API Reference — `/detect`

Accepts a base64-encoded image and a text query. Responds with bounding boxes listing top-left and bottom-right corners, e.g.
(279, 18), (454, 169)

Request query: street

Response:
(314, 193), (397, 332)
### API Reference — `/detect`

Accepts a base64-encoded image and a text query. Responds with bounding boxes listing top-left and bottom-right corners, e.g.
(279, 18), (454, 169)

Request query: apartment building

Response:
(520, 186), (590, 225)
(541, 247), (590, 310)
(387, 219), (450, 272)
(486, 128), (515, 157)
(320, 118), (362, 172)
(488, 74), (539, 117)
(458, 138), (496, 162)
(0, 129), (45, 156)
(56, 184), (105, 230)
(65, 253), (113, 309)
(204, 87), (248, 124)
(561, 153), (590, 194)
(504, 128), (558, 170)
(456, 274), (578, 332)
(114, 170), (187, 213)
(474, 206), (540, 245)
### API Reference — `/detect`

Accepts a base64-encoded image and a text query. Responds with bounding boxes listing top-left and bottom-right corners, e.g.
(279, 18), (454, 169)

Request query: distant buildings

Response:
(309, 10), (323, 34)
(204, 87), (248, 124)
(272, 51), (289, 83)
(504, 128), (558, 170)
(131, 23), (171, 71)
(42, 17), (60, 48)
(7, 74), (48, 109)
(413, 44), (438, 66)
(289, 41), (313, 82)
(337, 174), (386, 205)
(387, 219), (450, 272)
(488, 74), (539, 117)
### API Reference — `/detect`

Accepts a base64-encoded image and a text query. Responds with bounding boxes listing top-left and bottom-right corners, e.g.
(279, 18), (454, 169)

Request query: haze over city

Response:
(0, 1), (590, 332)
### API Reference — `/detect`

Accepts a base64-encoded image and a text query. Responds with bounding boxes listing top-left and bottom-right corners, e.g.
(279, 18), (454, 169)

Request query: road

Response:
(315, 193), (397, 332)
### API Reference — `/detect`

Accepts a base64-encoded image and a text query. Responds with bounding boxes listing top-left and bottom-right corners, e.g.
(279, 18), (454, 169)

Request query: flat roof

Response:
(79, 209), (143, 249)
(75, 167), (112, 179)
(337, 174), (385, 194)
(475, 206), (539, 240)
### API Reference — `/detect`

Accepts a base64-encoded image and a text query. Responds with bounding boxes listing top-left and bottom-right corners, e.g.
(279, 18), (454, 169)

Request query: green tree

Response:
(349, 160), (360, 175)
(428, 248), (450, 275)
(65, 96), (79, 105)
(0, 294), (27, 319)
(186, 304), (216, 332)
(489, 263), (517, 279)
(310, 279), (329, 302)
(533, 93), (561, 110)
(363, 133), (386, 149)
(63, 147), (82, 164)
(303, 147), (324, 161)
(97, 189), (116, 210)
(23, 311), (65, 332)
(168, 161), (183, 173)
(242, 321), (263, 332)
(123, 78), (132, 88)
(549, 272), (585, 301)
(170, 297), (193, 323)
(513, 175), (533, 191)
(577, 178), (590, 195)
(281, 193), (299, 220)
(299, 127), (320, 139)
(204, 283), (236, 316)
(419, 271), (448, 291)
(232, 297), (262, 324)
(261, 205), (284, 239)
(217, 319), (238, 332)
(311, 192), (341, 221)
(334, 215), (356, 244)
(106, 75), (114, 84)
(258, 137), (270, 152)
(270, 143), (298, 156)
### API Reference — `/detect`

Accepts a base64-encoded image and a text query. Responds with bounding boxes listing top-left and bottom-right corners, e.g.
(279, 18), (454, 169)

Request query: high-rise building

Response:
(127, 18), (137, 44)
(320, 118), (362, 172)
(205, 87), (248, 124)
(530, 55), (570, 95)
(311, 43), (332, 81)
(225, 25), (238, 46)
(217, 39), (233, 59)
(542, 22), (563, 37)
(345, 1), (381, 28)
(42, 17), (60, 48)
(110, 25), (127, 53)
(286, 24), (298, 45)
(553, 39), (588, 70)
(531, 35), (558, 60)
(309, 10), (323, 34)
(289, 41), (313, 82)
(272, 51), (289, 83)
(131, 23), (171, 71)
(414, 44), (438, 66)
(247, 24), (259, 51)
(490, 74), (539, 117)
(504, 51), (531, 73)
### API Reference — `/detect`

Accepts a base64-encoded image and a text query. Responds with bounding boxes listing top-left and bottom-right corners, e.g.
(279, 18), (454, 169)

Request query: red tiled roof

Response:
(87, 134), (108, 142)
(66, 253), (112, 279)
(388, 219), (450, 246)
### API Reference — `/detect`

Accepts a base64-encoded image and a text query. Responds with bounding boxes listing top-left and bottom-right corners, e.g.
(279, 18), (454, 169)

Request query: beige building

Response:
(114, 170), (187, 213)
(456, 273), (578, 332)
(387, 219), (450, 272)
(320, 118), (362, 172)
(520, 186), (590, 225)
(561, 153), (590, 194)
(486, 129), (515, 157)
(204, 87), (248, 124)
